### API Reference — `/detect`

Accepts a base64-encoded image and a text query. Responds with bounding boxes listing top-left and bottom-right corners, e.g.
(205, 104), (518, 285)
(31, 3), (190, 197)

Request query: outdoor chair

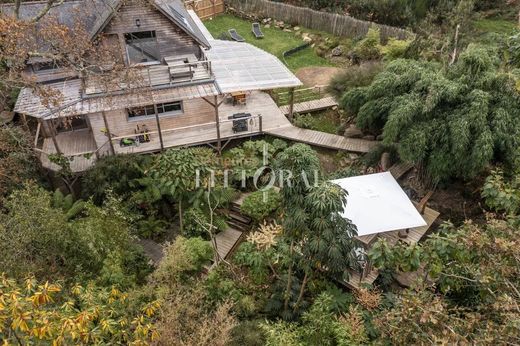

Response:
(252, 23), (264, 39)
(229, 29), (245, 42)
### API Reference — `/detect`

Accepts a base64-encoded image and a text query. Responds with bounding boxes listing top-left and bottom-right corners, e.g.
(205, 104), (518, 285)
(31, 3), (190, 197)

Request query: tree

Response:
(342, 45), (520, 183)
(370, 217), (520, 344)
(0, 4), (138, 107)
(0, 184), (148, 283)
(151, 147), (217, 233)
(273, 144), (321, 317)
(0, 125), (40, 199)
(0, 274), (159, 344)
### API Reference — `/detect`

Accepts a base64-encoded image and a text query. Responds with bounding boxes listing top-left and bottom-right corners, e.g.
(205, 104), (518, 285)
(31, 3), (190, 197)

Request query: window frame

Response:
(127, 101), (184, 121)
(123, 30), (161, 66)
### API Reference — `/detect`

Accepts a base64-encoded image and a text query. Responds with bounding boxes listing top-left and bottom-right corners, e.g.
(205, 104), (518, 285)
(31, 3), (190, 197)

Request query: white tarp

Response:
(331, 172), (427, 237)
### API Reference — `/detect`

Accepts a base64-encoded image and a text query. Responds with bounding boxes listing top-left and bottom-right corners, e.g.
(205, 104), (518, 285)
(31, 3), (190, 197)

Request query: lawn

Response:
(203, 14), (335, 71)
(473, 18), (517, 35)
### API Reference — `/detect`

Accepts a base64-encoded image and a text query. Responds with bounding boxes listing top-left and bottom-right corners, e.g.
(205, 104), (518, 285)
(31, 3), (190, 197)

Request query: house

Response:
(4, 0), (301, 172)
(331, 172), (440, 289)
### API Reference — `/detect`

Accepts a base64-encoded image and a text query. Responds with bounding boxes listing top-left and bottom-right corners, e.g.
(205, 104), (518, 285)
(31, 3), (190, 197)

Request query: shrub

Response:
(0, 125), (40, 198)
(352, 27), (382, 61)
(81, 154), (152, 204)
(381, 38), (413, 60)
(183, 207), (209, 238)
(152, 236), (213, 286)
(327, 61), (384, 99)
(229, 320), (267, 346)
(240, 189), (282, 223)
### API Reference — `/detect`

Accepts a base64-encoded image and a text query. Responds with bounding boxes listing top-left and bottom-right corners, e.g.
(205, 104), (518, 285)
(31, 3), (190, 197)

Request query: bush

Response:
(229, 320), (267, 346)
(327, 61), (384, 99)
(240, 189), (282, 223)
(152, 236), (213, 286)
(352, 27), (382, 61)
(0, 125), (40, 198)
(381, 38), (412, 60)
(82, 154), (152, 204)
(182, 207), (209, 238)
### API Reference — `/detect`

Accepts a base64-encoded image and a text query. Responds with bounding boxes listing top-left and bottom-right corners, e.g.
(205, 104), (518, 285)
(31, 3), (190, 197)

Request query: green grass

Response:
(473, 18), (517, 35)
(203, 14), (334, 71)
(293, 110), (340, 134)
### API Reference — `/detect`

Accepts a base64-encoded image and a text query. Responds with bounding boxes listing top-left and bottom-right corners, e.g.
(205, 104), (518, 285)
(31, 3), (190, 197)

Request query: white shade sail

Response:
(331, 172), (427, 237)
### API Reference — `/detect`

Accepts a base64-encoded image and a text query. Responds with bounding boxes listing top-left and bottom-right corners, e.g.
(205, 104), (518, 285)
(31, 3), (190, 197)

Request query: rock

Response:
(0, 111), (14, 124)
(381, 152), (392, 171)
(344, 125), (363, 139)
(294, 26), (300, 31)
(283, 28), (292, 33)
(264, 24), (271, 28)
(331, 46), (343, 56)
(332, 106), (338, 111)
(376, 134), (384, 141)
(363, 135), (376, 141)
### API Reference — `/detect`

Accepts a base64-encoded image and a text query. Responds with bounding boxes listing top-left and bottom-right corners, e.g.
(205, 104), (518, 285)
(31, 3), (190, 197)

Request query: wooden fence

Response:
(225, 0), (411, 40)
(185, 0), (225, 20)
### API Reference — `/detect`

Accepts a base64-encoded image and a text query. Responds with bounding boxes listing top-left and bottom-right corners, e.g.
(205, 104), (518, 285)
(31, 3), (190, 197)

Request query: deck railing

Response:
(108, 114), (263, 152)
(273, 85), (327, 106)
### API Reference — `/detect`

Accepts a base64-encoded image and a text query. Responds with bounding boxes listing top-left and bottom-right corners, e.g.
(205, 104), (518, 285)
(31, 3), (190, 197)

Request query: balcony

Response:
(83, 52), (214, 97)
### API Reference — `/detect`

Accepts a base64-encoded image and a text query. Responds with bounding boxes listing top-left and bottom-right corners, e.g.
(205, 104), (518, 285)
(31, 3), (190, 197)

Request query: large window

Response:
(124, 31), (160, 65)
(127, 101), (183, 120)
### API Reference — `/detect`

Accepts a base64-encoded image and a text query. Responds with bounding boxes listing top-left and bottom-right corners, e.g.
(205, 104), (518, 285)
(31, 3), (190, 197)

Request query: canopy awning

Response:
(206, 39), (303, 93)
(331, 172), (427, 237)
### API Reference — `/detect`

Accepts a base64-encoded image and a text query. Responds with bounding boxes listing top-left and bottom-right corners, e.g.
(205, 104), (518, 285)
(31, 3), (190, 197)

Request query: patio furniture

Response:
(164, 55), (197, 81)
(252, 23), (264, 39)
(228, 113), (251, 133)
(229, 29), (245, 42)
(231, 91), (247, 106)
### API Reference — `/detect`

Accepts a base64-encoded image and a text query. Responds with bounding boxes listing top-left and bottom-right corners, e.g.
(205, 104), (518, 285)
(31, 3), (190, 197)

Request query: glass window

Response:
(124, 31), (160, 65)
(127, 101), (183, 119)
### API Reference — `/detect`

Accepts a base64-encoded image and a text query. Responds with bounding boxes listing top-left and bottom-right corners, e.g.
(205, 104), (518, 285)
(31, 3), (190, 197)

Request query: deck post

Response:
(259, 114), (263, 133)
(214, 95), (222, 154)
(153, 104), (165, 151)
(288, 87), (295, 121)
(101, 111), (115, 155)
(45, 119), (62, 155)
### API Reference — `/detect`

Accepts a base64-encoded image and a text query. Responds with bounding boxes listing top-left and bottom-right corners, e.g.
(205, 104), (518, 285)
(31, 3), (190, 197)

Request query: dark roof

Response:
(0, 0), (210, 48)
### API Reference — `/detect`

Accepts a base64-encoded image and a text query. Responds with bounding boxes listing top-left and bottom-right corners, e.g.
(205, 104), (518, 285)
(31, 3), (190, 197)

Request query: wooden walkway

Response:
(265, 126), (377, 153)
(279, 96), (338, 115)
(389, 162), (414, 180)
(345, 205), (440, 290)
(214, 228), (243, 261)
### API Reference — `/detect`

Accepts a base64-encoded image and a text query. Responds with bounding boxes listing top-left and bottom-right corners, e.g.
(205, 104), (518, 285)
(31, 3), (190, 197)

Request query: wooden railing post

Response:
(214, 95), (222, 154)
(288, 87), (295, 121)
(259, 114), (263, 133)
(101, 111), (115, 155)
(153, 104), (165, 151)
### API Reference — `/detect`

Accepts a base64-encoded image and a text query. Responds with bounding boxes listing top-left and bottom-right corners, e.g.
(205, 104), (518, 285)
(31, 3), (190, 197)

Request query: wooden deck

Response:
(265, 126), (377, 153)
(40, 130), (98, 172)
(279, 96), (338, 115)
(214, 228), (243, 261)
(345, 205), (440, 290)
(389, 162), (414, 180)
(110, 91), (291, 155)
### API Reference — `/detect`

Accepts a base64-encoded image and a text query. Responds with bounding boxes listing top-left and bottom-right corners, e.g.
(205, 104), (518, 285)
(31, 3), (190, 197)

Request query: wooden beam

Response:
(44, 119), (62, 155)
(214, 95), (222, 154)
(153, 104), (165, 151)
(101, 111), (115, 155)
(288, 87), (295, 121)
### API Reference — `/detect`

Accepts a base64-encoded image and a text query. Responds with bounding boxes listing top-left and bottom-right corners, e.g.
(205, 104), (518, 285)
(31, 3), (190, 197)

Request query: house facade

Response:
(6, 0), (301, 172)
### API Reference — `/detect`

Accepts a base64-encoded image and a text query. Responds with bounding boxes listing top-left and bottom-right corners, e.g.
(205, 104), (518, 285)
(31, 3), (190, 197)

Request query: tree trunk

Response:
(283, 240), (295, 311)
(293, 271), (310, 313)
(178, 200), (183, 234)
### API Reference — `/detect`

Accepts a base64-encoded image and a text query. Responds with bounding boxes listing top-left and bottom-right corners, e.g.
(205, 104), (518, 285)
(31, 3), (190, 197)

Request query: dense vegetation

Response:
(1, 0), (520, 344)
